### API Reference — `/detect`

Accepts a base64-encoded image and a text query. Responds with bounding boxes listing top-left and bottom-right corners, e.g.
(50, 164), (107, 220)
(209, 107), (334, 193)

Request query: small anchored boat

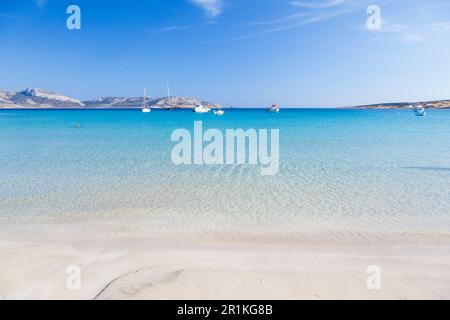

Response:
(193, 103), (210, 113)
(267, 103), (280, 113)
(213, 109), (224, 116)
(414, 105), (426, 116)
(141, 88), (151, 113)
(164, 82), (174, 110)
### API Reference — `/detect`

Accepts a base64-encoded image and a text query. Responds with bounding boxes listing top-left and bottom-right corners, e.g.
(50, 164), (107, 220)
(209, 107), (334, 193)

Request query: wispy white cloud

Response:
(160, 25), (189, 32)
(425, 21), (450, 31)
(373, 19), (450, 44)
(189, 0), (223, 18)
(367, 20), (425, 44)
(236, 0), (411, 41)
(291, 0), (346, 9)
(247, 13), (306, 26)
(236, 0), (363, 40)
(36, 0), (47, 8)
(401, 33), (425, 43)
(235, 22), (307, 40)
(148, 25), (189, 34)
(235, 11), (342, 40)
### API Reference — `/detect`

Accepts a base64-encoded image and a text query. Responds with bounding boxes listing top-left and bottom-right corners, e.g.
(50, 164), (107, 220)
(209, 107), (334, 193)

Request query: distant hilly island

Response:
(347, 100), (450, 109)
(0, 88), (449, 109)
(0, 88), (221, 109)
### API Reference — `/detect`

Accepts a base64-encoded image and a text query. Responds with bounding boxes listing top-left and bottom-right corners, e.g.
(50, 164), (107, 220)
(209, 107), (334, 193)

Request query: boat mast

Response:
(142, 87), (146, 109)
(166, 82), (171, 109)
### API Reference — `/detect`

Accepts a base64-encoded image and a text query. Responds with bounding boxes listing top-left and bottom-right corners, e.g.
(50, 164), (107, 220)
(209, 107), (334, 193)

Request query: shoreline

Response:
(1, 220), (449, 247)
(1, 223), (449, 300)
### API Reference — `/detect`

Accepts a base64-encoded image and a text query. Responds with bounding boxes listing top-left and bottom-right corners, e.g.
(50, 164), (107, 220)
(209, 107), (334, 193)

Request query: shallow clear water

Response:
(1, 109), (450, 239)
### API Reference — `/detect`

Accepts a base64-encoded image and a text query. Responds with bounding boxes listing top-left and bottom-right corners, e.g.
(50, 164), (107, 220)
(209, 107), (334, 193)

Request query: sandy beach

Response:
(1, 224), (449, 300)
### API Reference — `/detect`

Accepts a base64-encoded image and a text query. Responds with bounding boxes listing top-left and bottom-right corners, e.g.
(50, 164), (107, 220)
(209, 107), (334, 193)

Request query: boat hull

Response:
(194, 106), (210, 113)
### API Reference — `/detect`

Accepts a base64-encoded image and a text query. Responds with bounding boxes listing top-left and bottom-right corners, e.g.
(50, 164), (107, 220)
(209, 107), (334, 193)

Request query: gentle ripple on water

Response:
(0, 109), (450, 243)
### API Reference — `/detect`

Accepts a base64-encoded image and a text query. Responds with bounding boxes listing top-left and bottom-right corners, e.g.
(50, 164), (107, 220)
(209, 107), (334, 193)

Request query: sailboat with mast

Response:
(164, 82), (173, 110)
(141, 88), (151, 113)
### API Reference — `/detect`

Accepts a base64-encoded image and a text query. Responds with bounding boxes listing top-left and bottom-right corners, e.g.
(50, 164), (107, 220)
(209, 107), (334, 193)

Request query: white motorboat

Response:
(213, 109), (224, 116)
(141, 88), (151, 113)
(414, 105), (426, 116)
(194, 104), (210, 113)
(267, 103), (280, 113)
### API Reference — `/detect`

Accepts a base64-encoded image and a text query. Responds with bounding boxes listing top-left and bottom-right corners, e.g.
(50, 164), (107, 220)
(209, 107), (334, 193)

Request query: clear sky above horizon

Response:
(1, 0), (449, 107)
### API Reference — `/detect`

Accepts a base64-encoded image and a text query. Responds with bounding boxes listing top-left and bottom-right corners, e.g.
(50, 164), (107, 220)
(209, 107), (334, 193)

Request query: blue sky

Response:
(1, 0), (449, 107)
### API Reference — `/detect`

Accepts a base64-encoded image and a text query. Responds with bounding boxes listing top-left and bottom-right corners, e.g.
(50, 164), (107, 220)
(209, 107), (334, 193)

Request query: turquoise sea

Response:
(1, 109), (450, 241)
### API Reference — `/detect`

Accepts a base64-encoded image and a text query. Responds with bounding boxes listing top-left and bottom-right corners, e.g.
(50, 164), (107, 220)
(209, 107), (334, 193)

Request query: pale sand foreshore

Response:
(0, 224), (449, 300)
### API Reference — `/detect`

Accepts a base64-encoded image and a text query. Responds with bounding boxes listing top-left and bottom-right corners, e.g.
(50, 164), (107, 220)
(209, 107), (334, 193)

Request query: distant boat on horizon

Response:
(164, 82), (174, 110)
(267, 103), (280, 113)
(414, 104), (426, 116)
(141, 88), (151, 113)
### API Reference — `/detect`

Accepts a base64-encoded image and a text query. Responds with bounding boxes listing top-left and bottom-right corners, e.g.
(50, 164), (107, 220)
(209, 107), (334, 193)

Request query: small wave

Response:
(402, 166), (450, 172)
